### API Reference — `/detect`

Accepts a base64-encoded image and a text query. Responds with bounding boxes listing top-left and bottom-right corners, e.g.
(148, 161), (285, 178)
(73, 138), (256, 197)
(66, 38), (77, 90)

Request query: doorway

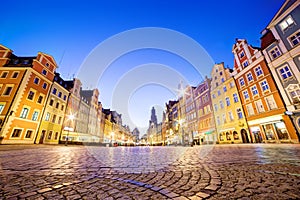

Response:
(39, 130), (46, 144)
(241, 129), (249, 143)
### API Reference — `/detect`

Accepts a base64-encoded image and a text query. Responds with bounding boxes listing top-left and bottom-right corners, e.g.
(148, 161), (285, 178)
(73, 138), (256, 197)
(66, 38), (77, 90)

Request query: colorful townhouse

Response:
(194, 77), (216, 144)
(35, 73), (70, 144)
(260, 0), (300, 142)
(232, 39), (297, 143)
(210, 62), (249, 144)
(165, 100), (180, 145)
(0, 45), (56, 144)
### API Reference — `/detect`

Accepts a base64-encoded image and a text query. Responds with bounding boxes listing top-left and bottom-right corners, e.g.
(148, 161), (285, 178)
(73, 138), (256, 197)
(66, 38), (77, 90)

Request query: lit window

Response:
(25, 130), (33, 138)
(32, 111), (39, 121)
(289, 31), (300, 47)
(11, 129), (22, 137)
(251, 85), (259, 96)
(45, 112), (50, 121)
(269, 46), (281, 59)
(239, 78), (245, 87)
(279, 65), (293, 80)
(246, 104), (255, 116)
(255, 66), (263, 77)
(20, 108), (29, 119)
(243, 90), (249, 100)
(48, 131), (53, 139)
(279, 16), (294, 31)
(260, 80), (269, 91)
(255, 100), (265, 113)
(0, 104), (4, 114)
(265, 95), (277, 110)
(27, 91), (35, 100)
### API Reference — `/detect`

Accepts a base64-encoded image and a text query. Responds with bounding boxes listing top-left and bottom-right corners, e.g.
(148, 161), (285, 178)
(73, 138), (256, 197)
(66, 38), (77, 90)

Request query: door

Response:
(39, 130), (46, 144)
(241, 129), (249, 143)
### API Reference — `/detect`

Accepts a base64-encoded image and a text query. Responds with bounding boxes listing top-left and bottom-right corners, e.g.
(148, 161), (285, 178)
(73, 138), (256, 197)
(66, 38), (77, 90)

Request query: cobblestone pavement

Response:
(0, 144), (300, 200)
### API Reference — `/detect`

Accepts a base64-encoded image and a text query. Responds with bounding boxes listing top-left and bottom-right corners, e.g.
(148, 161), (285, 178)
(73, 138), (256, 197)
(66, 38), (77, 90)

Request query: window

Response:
(217, 90), (221, 96)
(34, 77), (39, 84)
(11, 129), (22, 137)
(45, 62), (50, 67)
(32, 111), (39, 121)
(255, 100), (265, 113)
(279, 15), (294, 31)
(42, 69), (47, 75)
(3, 86), (13, 96)
(49, 99), (54, 106)
(225, 97), (230, 106)
(52, 88), (57, 95)
(228, 111), (234, 121)
(56, 102), (59, 109)
(54, 132), (59, 140)
(27, 91), (35, 100)
(212, 94), (216, 99)
(45, 112), (50, 121)
(239, 51), (245, 58)
(222, 114), (226, 123)
(20, 108), (29, 118)
(288, 84), (300, 104)
(239, 78), (245, 87)
(243, 61), (249, 68)
(0, 103), (5, 114)
(237, 108), (243, 119)
(269, 46), (281, 59)
(243, 90), (249, 100)
(247, 72), (253, 82)
(52, 115), (57, 123)
(214, 104), (218, 111)
(289, 31), (300, 47)
(25, 130), (33, 138)
(63, 95), (67, 101)
(58, 116), (62, 124)
(223, 86), (227, 92)
(230, 81), (235, 88)
(37, 95), (43, 104)
(251, 85), (259, 96)
(42, 83), (47, 89)
(220, 100), (224, 109)
(255, 66), (263, 77)
(265, 95), (277, 110)
(233, 93), (239, 103)
(221, 78), (225, 83)
(260, 80), (270, 91)
(12, 72), (19, 78)
(48, 131), (53, 139)
(278, 65), (293, 80)
(58, 92), (62, 98)
(1, 72), (8, 78)
(246, 104), (255, 116)
(217, 116), (221, 125)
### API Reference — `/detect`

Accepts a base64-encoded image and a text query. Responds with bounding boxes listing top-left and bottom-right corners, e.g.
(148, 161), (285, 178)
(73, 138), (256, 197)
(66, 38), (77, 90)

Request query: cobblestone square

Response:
(0, 144), (300, 199)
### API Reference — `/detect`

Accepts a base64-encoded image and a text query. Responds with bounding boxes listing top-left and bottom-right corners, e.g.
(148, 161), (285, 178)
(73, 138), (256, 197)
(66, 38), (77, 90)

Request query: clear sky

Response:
(1, 0), (284, 135)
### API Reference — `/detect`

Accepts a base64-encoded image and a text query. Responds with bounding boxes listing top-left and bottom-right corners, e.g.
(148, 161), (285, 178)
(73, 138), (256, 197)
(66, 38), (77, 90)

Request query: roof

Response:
(4, 54), (35, 67)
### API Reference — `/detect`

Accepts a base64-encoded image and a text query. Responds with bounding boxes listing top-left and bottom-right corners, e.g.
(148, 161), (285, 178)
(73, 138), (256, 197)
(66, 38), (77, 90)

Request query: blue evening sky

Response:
(1, 0), (284, 133)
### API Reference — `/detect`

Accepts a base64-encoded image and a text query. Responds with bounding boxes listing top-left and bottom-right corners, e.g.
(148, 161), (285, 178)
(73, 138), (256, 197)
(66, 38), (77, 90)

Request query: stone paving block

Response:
(37, 187), (52, 194)
(196, 192), (210, 198)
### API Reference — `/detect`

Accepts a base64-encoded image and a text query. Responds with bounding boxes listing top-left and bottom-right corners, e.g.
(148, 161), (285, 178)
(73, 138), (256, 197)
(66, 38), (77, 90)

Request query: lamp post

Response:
(65, 114), (74, 146)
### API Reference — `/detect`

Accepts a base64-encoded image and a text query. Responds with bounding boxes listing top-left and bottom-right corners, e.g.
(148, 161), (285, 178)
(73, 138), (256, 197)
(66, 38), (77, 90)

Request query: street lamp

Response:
(65, 114), (75, 146)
